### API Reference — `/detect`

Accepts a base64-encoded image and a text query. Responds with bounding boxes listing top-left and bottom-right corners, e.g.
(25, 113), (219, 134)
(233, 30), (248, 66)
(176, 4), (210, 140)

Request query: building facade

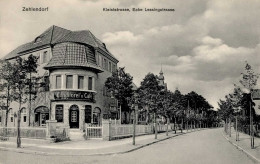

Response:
(0, 25), (119, 131)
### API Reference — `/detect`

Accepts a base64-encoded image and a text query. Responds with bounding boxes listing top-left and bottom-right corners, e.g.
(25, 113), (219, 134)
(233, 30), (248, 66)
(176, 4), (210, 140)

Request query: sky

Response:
(0, 0), (260, 110)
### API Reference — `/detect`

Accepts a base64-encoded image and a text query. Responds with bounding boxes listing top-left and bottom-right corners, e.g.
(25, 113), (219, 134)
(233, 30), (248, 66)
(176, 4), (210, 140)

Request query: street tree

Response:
(239, 61), (259, 148)
(12, 57), (27, 148)
(23, 54), (38, 126)
(138, 73), (164, 139)
(0, 60), (17, 129)
(105, 67), (134, 121)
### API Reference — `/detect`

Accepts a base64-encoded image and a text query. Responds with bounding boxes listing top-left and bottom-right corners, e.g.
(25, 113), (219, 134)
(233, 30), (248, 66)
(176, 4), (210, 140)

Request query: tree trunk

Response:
(133, 106), (136, 145)
(166, 117), (169, 136)
(181, 118), (183, 133)
(4, 86), (10, 137)
(28, 73), (31, 127)
(17, 88), (22, 148)
(174, 116), (177, 134)
(17, 110), (21, 148)
(229, 117), (231, 137)
(154, 112), (157, 139)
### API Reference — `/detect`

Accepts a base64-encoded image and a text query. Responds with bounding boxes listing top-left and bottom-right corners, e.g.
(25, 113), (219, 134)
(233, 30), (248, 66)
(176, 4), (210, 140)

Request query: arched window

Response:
(34, 106), (49, 126)
(21, 107), (27, 122)
(93, 107), (101, 125)
(21, 108), (26, 114)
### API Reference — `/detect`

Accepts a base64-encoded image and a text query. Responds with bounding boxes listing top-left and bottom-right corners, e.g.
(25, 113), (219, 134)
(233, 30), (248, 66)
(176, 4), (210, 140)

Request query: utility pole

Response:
(133, 104), (136, 145)
(154, 112), (157, 139)
(236, 115), (239, 141)
(249, 97), (254, 149)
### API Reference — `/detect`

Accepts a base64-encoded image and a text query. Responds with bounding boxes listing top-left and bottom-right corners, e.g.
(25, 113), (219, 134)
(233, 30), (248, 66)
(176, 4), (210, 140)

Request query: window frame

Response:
(66, 75), (73, 89)
(42, 51), (48, 63)
(55, 105), (64, 123)
(85, 105), (92, 123)
(55, 75), (62, 89)
(78, 75), (84, 89)
(88, 76), (94, 90)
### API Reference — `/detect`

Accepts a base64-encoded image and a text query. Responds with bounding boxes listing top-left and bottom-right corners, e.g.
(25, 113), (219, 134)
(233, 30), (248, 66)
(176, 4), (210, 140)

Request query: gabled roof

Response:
(2, 25), (71, 60)
(3, 25), (118, 62)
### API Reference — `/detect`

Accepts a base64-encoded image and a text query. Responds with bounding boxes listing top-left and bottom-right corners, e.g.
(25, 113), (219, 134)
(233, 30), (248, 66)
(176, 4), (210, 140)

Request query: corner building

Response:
(1, 26), (118, 131)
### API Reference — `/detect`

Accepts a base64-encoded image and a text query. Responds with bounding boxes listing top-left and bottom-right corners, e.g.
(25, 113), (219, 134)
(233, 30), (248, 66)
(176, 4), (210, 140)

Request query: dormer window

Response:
(34, 37), (42, 43)
(42, 51), (48, 63)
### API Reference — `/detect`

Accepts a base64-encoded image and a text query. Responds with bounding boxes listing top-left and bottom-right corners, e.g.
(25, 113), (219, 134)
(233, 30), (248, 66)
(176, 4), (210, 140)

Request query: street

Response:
(0, 128), (254, 164)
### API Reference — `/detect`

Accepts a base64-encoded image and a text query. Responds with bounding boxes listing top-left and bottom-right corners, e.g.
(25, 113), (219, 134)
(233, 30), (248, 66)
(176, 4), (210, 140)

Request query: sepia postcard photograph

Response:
(0, 0), (260, 163)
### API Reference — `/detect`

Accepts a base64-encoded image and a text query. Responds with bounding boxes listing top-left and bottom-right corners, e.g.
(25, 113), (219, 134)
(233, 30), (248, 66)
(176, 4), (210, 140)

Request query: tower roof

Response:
(158, 69), (164, 80)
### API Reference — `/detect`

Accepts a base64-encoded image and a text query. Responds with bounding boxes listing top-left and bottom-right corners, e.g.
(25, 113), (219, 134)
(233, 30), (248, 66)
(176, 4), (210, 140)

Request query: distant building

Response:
(158, 68), (167, 90)
(0, 25), (119, 131)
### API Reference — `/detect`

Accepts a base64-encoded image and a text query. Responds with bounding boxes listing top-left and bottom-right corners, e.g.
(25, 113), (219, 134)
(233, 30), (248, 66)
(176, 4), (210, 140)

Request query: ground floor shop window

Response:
(55, 105), (64, 122)
(85, 105), (91, 123)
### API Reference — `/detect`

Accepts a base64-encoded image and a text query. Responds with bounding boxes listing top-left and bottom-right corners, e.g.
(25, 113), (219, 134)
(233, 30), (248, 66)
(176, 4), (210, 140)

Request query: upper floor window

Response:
(104, 59), (108, 70)
(43, 51), (48, 63)
(96, 54), (99, 66)
(43, 76), (49, 91)
(56, 75), (61, 89)
(108, 62), (112, 72)
(78, 76), (84, 89)
(88, 77), (93, 90)
(102, 58), (106, 69)
(66, 75), (73, 89)
(21, 108), (26, 114)
(9, 109), (13, 116)
(112, 64), (116, 72)
(99, 55), (102, 67)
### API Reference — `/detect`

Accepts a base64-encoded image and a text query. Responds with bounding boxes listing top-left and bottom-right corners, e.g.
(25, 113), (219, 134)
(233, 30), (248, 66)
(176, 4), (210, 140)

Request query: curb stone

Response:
(222, 131), (260, 164)
(0, 129), (204, 156)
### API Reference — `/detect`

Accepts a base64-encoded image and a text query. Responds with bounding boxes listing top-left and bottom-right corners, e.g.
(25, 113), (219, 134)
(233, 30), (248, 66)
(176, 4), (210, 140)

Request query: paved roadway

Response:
(0, 128), (255, 164)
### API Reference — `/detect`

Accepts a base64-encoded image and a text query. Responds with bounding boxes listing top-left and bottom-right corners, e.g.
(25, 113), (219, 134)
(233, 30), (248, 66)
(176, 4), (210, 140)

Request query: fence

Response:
(109, 123), (177, 140)
(109, 119), (121, 125)
(85, 124), (102, 139)
(0, 127), (46, 139)
(110, 124), (153, 138)
(233, 124), (260, 138)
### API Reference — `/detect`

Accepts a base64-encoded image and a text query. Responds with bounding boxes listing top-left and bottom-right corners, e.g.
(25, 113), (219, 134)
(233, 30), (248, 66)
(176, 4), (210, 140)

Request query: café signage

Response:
(53, 90), (95, 102)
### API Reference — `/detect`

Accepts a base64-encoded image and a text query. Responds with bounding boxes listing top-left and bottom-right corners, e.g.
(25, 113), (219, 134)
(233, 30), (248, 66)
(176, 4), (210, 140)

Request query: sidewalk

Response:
(0, 128), (203, 156)
(223, 128), (260, 163)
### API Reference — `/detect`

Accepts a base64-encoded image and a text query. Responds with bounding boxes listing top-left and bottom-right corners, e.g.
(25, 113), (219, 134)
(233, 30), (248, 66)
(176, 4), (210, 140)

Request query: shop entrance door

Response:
(69, 105), (79, 128)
